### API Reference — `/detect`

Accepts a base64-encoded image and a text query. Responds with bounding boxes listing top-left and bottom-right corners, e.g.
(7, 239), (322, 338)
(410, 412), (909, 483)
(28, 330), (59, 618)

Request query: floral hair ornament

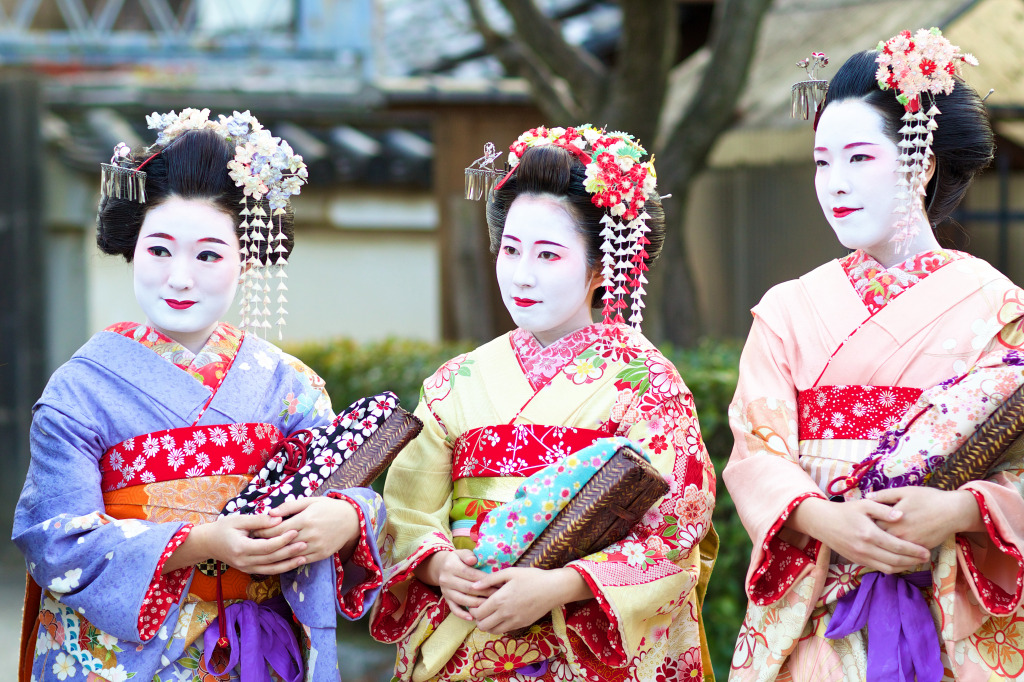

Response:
(875, 28), (978, 245)
(101, 108), (309, 338)
(792, 52), (829, 120)
(466, 124), (657, 330)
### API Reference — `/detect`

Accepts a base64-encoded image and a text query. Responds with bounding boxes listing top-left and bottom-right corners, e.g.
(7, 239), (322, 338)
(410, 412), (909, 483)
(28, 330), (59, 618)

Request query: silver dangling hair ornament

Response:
(792, 52), (829, 120)
(100, 143), (158, 203)
(465, 142), (507, 200)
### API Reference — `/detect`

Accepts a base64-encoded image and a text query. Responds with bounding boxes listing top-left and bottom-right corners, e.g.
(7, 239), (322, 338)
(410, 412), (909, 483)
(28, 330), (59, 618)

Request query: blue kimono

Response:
(13, 323), (385, 682)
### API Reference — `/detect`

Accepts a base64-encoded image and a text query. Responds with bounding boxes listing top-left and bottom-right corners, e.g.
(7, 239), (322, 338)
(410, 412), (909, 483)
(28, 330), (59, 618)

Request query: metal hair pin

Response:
(792, 52), (829, 120)
(100, 142), (147, 203)
(465, 142), (506, 201)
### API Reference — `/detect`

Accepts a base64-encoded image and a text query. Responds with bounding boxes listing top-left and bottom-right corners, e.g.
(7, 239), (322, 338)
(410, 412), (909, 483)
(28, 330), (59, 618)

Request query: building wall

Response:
(687, 162), (845, 338)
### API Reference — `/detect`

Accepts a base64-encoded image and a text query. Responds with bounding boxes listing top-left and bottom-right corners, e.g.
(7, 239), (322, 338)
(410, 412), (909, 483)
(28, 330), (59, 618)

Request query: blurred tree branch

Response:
(463, 0), (772, 345)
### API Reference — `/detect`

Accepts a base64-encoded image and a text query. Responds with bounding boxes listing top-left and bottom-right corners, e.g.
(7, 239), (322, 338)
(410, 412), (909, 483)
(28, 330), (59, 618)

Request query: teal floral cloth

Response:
(473, 437), (646, 572)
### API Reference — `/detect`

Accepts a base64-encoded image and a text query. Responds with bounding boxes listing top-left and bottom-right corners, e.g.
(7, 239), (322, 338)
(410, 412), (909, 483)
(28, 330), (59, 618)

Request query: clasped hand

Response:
(417, 550), (592, 635)
(166, 497), (361, 576)
(790, 487), (982, 575)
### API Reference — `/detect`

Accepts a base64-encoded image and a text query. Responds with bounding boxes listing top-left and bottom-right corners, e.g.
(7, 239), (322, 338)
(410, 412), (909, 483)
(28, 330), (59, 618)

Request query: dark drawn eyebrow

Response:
(814, 141), (880, 152)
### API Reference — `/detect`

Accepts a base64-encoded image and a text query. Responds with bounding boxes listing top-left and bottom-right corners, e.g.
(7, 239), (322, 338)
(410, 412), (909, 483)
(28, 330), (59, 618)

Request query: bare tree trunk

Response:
(646, 180), (702, 345)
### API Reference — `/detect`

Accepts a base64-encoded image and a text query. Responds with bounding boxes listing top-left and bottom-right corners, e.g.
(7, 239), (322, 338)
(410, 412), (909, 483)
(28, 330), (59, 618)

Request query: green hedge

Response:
(288, 336), (749, 680)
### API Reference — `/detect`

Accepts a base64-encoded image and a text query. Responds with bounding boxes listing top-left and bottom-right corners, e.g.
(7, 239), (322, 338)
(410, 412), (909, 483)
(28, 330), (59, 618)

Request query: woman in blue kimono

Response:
(13, 110), (385, 682)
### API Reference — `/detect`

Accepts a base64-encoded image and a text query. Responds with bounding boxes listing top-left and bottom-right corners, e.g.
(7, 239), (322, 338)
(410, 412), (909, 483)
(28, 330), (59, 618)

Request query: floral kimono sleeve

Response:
(562, 351), (716, 664)
(870, 335), (1024, 617)
(722, 315), (828, 605)
(13, 405), (189, 643)
(370, 396), (457, 642)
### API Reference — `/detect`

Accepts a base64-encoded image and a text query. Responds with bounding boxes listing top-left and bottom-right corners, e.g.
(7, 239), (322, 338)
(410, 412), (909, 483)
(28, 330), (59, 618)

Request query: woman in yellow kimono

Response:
(370, 125), (718, 681)
(725, 31), (1024, 681)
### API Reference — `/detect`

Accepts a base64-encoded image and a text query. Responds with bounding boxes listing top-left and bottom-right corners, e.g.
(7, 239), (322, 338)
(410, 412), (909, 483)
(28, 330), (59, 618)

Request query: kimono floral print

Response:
(14, 322), (386, 682)
(725, 37), (1023, 681)
(371, 324), (716, 682)
(725, 250), (1024, 681)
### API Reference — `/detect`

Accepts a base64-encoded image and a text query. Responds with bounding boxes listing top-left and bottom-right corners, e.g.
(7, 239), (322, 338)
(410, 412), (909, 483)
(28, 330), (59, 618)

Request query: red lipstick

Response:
(165, 299), (196, 310)
(514, 297), (538, 308)
(833, 207), (859, 218)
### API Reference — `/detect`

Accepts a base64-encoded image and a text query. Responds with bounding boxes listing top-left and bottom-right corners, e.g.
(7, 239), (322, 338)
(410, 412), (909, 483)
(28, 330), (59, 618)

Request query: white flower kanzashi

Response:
(145, 108), (307, 211)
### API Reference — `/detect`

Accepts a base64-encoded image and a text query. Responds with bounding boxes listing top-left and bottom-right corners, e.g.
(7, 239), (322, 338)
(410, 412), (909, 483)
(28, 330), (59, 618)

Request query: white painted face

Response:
(496, 195), (599, 347)
(814, 98), (929, 264)
(132, 197), (241, 354)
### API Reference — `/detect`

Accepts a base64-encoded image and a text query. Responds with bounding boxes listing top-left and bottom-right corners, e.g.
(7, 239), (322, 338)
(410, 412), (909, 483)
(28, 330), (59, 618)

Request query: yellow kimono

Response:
(371, 323), (718, 681)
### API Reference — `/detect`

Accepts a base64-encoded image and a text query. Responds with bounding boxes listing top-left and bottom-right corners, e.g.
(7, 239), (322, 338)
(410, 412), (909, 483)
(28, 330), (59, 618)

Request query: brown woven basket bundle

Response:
(514, 444), (669, 570)
(925, 381), (1024, 491)
(313, 407), (422, 493)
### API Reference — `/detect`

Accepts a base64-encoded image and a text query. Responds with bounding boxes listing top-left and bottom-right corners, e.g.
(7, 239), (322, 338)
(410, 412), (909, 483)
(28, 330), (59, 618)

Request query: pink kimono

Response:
(724, 249), (1024, 681)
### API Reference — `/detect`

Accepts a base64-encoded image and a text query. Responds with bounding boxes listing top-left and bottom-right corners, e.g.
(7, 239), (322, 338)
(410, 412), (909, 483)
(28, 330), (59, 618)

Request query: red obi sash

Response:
(452, 423), (615, 480)
(100, 422), (283, 603)
(798, 385), (922, 440)
(99, 422), (282, 492)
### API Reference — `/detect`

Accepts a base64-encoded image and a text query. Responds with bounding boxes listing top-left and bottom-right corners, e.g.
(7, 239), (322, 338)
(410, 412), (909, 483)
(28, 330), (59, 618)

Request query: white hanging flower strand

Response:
(874, 28), (978, 246)
(142, 108), (309, 337)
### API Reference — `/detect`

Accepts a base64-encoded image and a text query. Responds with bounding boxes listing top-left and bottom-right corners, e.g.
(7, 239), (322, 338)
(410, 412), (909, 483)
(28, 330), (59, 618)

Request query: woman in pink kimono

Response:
(725, 31), (1024, 681)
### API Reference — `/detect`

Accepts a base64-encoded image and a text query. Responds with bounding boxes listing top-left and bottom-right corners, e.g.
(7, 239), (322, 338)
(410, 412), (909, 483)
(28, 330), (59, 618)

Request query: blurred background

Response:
(2, 0), (1023, 678)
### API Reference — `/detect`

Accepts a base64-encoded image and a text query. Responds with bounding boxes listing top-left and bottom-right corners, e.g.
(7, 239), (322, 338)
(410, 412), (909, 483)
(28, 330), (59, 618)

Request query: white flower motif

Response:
(209, 427), (228, 447)
(254, 350), (274, 369)
(621, 541), (648, 567)
(97, 664), (130, 682)
(114, 518), (149, 538)
(142, 435), (160, 458)
(166, 448), (185, 470)
(229, 423), (248, 444)
(97, 631), (118, 650)
(65, 513), (102, 531)
(48, 568), (83, 594)
(51, 651), (75, 680)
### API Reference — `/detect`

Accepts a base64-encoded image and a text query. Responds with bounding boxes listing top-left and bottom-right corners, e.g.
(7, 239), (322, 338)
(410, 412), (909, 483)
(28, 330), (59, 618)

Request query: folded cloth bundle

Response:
(221, 391), (421, 516)
(473, 437), (669, 572)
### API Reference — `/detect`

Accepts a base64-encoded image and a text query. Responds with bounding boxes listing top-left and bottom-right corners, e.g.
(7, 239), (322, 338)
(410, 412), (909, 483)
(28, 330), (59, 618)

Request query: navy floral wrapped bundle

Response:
(222, 391), (421, 515)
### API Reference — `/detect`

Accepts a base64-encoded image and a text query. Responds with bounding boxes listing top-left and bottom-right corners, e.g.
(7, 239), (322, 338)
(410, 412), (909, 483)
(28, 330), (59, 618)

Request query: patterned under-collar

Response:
(105, 321), (244, 389)
(840, 248), (970, 314)
(510, 323), (605, 390)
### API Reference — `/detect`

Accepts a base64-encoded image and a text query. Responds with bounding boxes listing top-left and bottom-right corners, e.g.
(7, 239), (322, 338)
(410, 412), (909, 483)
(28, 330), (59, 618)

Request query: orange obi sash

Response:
(797, 385), (922, 440)
(100, 422), (283, 602)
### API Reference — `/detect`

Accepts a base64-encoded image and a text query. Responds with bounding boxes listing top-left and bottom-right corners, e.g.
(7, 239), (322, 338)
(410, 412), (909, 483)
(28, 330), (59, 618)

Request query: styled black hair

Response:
(485, 144), (666, 307)
(96, 128), (294, 263)
(819, 49), (994, 226)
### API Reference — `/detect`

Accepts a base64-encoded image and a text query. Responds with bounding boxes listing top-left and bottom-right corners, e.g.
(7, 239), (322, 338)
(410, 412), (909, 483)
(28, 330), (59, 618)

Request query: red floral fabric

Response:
(798, 385), (923, 440)
(106, 321), (244, 389)
(749, 492), (824, 605)
(452, 424), (615, 480)
(958, 488), (1024, 615)
(139, 525), (193, 640)
(840, 248), (969, 314)
(510, 324), (606, 390)
(99, 422), (282, 491)
(326, 491), (386, 619)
